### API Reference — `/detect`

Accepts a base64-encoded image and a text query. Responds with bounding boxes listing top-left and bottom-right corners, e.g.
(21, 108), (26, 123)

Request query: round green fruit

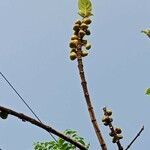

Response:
(79, 30), (86, 38)
(104, 122), (109, 126)
(71, 35), (78, 40)
(117, 134), (123, 140)
(70, 48), (76, 53)
(115, 128), (122, 134)
(102, 116), (111, 123)
(102, 116), (107, 122)
(85, 29), (91, 35)
(106, 109), (112, 116)
(70, 52), (77, 60)
(69, 40), (78, 48)
(75, 20), (82, 25)
(80, 23), (88, 30)
(83, 18), (92, 25)
(0, 111), (8, 119)
(73, 24), (80, 32)
(109, 132), (115, 137)
(86, 43), (91, 50)
(81, 50), (89, 57)
(112, 137), (117, 143)
(82, 40), (87, 45)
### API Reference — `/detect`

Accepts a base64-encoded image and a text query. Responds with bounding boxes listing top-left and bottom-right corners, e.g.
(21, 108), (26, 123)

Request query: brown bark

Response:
(76, 48), (107, 150)
(0, 105), (87, 150)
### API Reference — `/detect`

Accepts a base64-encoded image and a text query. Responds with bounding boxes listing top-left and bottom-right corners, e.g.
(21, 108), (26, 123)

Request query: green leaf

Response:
(78, 0), (93, 17)
(141, 29), (150, 38)
(145, 88), (150, 95)
(34, 129), (90, 150)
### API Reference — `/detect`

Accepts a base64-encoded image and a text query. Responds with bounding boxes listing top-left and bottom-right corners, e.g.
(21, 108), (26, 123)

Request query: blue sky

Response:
(0, 0), (150, 149)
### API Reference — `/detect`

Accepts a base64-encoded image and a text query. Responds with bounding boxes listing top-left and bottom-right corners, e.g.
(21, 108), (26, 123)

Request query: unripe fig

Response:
(83, 18), (92, 24)
(82, 40), (87, 45)
(117, 134), (123, 140)
(106, 109), (112, 116)
(104, 122), (109, 126)
(75, 20), (82, 25)
(0, 111), (8, 119)
(109, 131), (115, 137)
(70, 52), (77, 60)
(115, 128), (122, 134)
(69, 40), (78, 48)
(112, 137), (117, 143)
(80, 23), (88, 30)
(71, 35), (78, 40)
(70, 48), (76, 53)
(102, 116), (106, 122)
(74, 31), (79, 36)
(85, 29), (91, 35)
(86, 43), (91, 50)
(109, 117), (113, 123)
(73, 24), (80, 32)
(79, 30), (86, 38)
(102, 116), (112, 124)
(81, 50), (89, 57)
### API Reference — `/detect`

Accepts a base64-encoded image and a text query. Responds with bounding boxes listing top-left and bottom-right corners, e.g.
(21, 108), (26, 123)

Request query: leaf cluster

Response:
(34, 129), (90, 150)
(78, 0), (93, 18)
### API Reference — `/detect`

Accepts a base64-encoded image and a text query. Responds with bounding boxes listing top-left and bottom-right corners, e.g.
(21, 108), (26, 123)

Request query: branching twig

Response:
(125, 126), (144, 150)
(0, 105), (87, 150)
(103, 107), (123, 150)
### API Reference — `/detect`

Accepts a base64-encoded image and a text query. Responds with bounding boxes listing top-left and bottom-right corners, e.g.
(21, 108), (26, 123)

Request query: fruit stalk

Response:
(103, 107), (123, 150)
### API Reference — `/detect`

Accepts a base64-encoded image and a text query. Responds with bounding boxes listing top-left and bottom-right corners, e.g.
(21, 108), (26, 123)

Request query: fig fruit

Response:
(82, 40), (87, 45)
(73, 24), (80, 32)
(71, 35), (78, 40)
(117, 134), (123, 140)
(70, 48), (76, 53)
(109, 131), (115, 137)
(75, 20), (82, 25)
(83, 18), (92, 25)
(80, 23), (88, 30)
(69, 40), (78, 48)
(112, 137), (117, 143)
(115, 128), (122, 134)
(86, 43), (91, 50)
(79, 30), (86, 38)
(106, 109), (112, 116)
(0, 111), (8, 119)
(70, 52), (77, 60)
(85, 29), (91, 35)
(81, 50), (89, 57)
(104, 122), (109, 126)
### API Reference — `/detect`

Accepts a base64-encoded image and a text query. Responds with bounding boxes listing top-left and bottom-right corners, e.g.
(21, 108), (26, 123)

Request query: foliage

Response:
(34, 129), (90, 150)
(78, 0), (93, 17)
(141, 29), (150, 38)
(145, 88), (150, 96)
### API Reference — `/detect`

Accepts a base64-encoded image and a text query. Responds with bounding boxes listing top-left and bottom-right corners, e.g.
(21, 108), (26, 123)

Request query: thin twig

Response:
(0, 105), (87, 150)
(125, 126), (144, 150)
(76, 45), (107, 150)
(103, 107), (123, 150)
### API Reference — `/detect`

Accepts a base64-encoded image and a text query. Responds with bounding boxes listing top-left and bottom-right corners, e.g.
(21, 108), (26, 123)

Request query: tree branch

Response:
(103, 107), (123, 150)
(0, 105), (87, 150)
(76, 46), (107, 150)
(125, 126), (144, 150)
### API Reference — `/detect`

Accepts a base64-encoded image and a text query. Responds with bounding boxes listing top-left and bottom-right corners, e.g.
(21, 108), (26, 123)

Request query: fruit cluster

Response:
(0, 110), (8, 119)
(102, 109), (113, 126)
(69, 17), (92, 60)
(102, 108), (123, 143)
